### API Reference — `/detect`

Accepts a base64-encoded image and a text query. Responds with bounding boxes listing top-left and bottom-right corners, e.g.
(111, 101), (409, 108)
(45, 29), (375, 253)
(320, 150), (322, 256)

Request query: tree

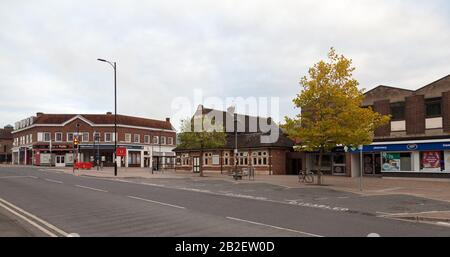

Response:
(282, 48), (390, 185)
(178, 115), (227, 177)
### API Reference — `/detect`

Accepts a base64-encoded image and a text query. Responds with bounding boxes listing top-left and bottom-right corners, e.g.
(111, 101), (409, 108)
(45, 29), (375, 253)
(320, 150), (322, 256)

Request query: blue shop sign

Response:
(355, 142), (450, 152)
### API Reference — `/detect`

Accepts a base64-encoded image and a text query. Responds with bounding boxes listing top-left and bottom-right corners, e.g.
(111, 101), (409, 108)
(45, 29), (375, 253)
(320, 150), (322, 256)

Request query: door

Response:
(193, 157), (200, 173)
(55, 155), (65, 167)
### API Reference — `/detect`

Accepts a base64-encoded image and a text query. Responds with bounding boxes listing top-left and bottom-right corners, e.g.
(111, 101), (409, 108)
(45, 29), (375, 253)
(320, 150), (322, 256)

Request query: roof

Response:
(364, 74), (450, 96)
(0, 127), (13, 140)
(173, 131), (294, 152)
(31, 113), (173, 130)
(173, 105), (295, 151)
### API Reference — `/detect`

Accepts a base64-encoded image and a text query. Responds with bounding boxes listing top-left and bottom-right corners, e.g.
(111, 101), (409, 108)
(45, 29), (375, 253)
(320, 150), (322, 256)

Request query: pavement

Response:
(1, 165), (450, 236)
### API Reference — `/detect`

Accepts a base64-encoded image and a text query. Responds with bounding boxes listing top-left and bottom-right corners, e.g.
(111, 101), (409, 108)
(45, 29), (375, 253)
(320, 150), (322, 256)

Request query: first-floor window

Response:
(43, 132), (51, 142)
(181, 154), (190, 165)
(67, 133), (74, 142)
(153, 136), (159, 144)
(55, 132), (62, 142)
(237, 152), (248, 165)
(168, 137), (173, 145)
(93, 132), (101, 142)
(105, 133), (112, 142)
(144, 135), (150, 144)
(134, 134), (140, 143)
(252, 151), (268, 166)
(223, 152), (230, 165)
(161, 136), (166, 145)
(204, 152), (212, 165)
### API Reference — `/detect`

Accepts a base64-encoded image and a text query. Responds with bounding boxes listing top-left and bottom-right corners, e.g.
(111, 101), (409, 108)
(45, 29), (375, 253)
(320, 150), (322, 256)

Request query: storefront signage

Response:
(116, 147), (127, 157)
(358, 142), (450, 152)
(421, 151), (441, 171)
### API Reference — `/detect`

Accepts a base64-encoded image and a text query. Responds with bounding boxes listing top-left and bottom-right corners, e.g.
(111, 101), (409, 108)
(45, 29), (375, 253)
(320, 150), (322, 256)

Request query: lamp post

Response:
(97, 58), (117, 177)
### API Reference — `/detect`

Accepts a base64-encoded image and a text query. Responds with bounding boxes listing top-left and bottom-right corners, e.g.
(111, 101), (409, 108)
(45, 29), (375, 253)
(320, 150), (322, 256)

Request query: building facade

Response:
(346, 74), (450, 178)
(11, 112), (176, 169)
(0, 125), (13, 163)
(173, 105), (297, 175)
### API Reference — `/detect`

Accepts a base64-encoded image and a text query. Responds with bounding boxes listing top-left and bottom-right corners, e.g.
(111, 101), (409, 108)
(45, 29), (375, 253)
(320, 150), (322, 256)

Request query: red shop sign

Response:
(116, 147), (127, 157)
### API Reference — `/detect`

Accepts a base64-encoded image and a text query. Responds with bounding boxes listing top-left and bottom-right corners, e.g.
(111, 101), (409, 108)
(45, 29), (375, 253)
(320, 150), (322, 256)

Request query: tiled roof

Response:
(0, 127), (13, 140)
(33, 114), (173, 130)
(173, 131), (294, 152)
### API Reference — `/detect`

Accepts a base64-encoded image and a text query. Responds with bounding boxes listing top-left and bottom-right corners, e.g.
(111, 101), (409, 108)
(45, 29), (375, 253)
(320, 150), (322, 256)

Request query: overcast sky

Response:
(1, 0), (449, 130)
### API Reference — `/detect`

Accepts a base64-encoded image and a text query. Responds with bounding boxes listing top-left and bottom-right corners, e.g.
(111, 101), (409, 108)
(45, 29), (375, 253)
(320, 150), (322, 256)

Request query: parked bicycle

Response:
(298, 170), (314, 183)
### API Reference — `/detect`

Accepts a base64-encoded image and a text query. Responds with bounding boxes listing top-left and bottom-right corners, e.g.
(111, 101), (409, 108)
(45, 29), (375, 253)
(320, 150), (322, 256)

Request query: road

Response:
(1, 166), (449, 237)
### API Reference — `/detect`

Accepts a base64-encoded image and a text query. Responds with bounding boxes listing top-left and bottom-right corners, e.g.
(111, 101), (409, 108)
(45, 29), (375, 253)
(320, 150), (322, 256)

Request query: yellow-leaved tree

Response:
(282, 48), (390, 185)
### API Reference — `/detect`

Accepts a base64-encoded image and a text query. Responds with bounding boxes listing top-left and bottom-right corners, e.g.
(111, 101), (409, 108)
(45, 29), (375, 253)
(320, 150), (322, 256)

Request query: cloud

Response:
(0, 0), (449, 129)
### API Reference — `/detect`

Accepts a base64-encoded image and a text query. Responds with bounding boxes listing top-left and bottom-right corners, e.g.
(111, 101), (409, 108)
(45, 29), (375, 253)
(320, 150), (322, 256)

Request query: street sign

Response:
(116, 147), (127, 157)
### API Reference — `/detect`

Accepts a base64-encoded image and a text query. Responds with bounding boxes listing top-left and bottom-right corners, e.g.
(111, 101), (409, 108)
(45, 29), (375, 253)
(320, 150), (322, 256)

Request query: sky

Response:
(1, 0), (449, 130)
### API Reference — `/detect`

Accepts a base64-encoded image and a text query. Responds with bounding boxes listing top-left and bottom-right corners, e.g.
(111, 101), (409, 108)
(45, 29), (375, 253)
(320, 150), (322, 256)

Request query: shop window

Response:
(313, 154), (331, 167)
(420, 151), (444, 171)
(252, 151), (268, 166)
(381, 152), (412, 171)
(425, 98), (442, 118)
(390, 102), (405, 121)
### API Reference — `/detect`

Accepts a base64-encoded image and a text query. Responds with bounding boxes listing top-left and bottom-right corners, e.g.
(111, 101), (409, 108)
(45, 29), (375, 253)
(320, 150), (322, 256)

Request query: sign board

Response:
(381, 153), (400, 171)
(421, 151), (441, 172)
(116, 147), (127, 157)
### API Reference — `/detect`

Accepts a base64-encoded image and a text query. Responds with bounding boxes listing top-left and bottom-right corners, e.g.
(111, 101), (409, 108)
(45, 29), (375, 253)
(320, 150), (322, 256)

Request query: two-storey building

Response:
(173, 105), (297, 175)
(0, 125), (13, 163)
(347, 74), (450, 178)
(11, 112), (176, 169)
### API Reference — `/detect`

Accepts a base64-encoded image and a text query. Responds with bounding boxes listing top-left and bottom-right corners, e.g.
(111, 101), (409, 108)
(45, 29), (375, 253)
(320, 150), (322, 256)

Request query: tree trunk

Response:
(317, 148), (323, 185)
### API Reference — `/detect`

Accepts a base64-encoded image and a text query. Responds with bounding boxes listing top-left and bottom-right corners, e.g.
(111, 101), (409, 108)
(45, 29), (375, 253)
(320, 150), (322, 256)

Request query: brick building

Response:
(0, 125), (13, 163)
(11, 112), (176, 168)
(346, 74), (450, 178)
(173, 105), (297, 175)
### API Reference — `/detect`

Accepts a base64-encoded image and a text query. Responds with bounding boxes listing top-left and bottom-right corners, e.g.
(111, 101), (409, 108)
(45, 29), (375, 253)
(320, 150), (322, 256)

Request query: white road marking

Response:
(127, 196), (186, 209)
(0, 176), (37, 179)
(0, 197), (68, 237)
(44, 178), (63, 184)
(75, 185), (108, 192)
(437, 222), (450, 227)
(226, 217), (323, 237)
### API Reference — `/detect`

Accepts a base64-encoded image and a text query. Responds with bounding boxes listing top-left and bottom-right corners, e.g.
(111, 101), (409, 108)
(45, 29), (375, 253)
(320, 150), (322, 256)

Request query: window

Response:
(223, 152), (230, 165)
(153, 136), (159, 144)
(168, 137), (173, 145)
(181, 154), (190, 166)
(252, 151), (268, 166)
(237, 152), (248, 165)
(134, 134), (140, 143)
(125, 133), (131, 143)
(381, 152), (412, 171)
(425, 98), (442, 118)
(67, 133), (74, 142)
(55, 132), (62, 142)
(314, 154), (332, 167)
(105, 133), (112, 142)
(29, 134), (32, 143)
(144, 135), (150, 144)
(420, 151), (444, 171)
(82, 132), (89, 142)
(161, 136), (166, 145)
(93, 132), (101, 142)
(390, 102), (405, 121)
(43, 132), (51, 142)
(204, 152), (212, 165)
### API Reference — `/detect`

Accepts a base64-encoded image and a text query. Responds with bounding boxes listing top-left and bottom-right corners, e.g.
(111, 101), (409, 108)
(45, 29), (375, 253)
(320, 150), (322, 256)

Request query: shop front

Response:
(351, 141), (450, 178)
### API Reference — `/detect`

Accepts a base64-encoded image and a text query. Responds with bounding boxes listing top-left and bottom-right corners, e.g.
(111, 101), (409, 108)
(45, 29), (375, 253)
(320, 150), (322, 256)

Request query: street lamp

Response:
(97, 58), (117, 177)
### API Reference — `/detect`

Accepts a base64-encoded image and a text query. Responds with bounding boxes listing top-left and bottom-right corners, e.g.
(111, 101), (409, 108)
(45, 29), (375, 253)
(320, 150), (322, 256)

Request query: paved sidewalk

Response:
(46, 166), (450, 203)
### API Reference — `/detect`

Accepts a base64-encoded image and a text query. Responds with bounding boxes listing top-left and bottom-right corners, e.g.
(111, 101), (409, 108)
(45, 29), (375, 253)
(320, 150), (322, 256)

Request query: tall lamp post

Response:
(97, 58), (117, 176)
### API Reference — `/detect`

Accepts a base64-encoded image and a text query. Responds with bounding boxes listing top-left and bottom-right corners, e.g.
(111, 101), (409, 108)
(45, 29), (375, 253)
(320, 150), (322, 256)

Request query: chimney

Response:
(106, 112), (112, 115)
(36, 112), (44, 117)
(166, 117), (170, 123)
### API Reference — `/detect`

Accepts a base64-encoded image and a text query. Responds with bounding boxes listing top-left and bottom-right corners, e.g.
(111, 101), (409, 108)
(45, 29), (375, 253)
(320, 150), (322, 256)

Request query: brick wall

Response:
(443, 91), (450, 133)
(270, 149), (287, 175)
(373, 99), (391, 137)
(405, 95), (425, 134)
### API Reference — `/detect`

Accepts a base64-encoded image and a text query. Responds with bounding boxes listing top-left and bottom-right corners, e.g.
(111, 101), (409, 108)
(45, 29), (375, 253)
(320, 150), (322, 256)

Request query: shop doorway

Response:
(363, 153), (381, 175)
(193, 157), (200, 173)
(55, 155), (65, 167)
(289, 159), (302, 175)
